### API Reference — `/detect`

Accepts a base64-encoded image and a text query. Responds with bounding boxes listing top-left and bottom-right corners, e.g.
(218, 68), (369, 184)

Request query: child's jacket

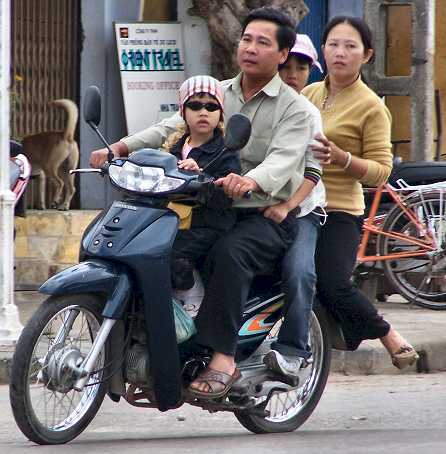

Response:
(169, 129), (241, 230)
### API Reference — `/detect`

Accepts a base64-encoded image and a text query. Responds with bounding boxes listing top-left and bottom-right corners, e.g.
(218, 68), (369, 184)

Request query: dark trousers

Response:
(315, 211), (390, 350)
(171, 228), (224, 290)
(194, 210), (294, 356)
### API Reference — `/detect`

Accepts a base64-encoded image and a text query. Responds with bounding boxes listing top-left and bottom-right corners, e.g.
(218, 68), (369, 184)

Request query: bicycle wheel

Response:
(377, 191), (446, 309)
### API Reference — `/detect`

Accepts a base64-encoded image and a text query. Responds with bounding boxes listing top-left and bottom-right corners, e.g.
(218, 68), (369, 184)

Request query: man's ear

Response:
(279, 48), (290, 65)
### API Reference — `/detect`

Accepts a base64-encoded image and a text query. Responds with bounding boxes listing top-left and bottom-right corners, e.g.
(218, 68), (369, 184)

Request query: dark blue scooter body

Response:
(39, 88), (265, 412)
(41, 187), (185, 410)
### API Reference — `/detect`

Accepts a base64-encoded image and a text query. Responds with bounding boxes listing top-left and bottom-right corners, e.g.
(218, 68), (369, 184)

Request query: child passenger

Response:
(263, 34), (327, 377)
(164, 75), (240, 316)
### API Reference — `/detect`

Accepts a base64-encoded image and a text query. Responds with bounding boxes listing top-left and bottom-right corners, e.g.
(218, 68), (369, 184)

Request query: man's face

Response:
(237, 19), (289, 80)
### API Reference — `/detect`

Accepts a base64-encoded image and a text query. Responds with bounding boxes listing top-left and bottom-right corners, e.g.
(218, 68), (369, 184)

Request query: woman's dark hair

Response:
(322, 15), (374, 62)
(241, 7), (296, 51)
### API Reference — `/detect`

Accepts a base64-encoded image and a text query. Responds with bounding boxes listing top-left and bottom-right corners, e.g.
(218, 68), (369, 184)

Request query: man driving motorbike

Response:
(90, 7), (316, 399)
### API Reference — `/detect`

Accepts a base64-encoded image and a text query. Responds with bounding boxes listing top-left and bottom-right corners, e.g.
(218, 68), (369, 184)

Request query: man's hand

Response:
(178, 158), (201, 171)
(89, 141), (129, 169)
(262, 202), (290, 224)
(89, 147), (110, 168)
(215, 173), (260, 199)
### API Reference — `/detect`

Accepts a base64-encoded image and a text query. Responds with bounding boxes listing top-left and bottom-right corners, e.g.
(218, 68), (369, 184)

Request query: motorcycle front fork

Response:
(73, 318), (116, 391)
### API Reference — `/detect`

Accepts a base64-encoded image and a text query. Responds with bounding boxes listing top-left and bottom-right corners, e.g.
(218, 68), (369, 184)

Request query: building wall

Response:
(435, 0), (446, 159)
(386, 2), (444, 161)
(79, 0), (140, 209)
(298, 0), (327, 84)
(328, 0), (363, 18)
(385, 5), (412, 161)
(177, 0), (211, 77)
(79, 0), (210, 208)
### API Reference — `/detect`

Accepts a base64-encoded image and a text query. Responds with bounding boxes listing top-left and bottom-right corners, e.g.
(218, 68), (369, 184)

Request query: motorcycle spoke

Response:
(25, 304), (105, 431)
(261, 313), (324, 422)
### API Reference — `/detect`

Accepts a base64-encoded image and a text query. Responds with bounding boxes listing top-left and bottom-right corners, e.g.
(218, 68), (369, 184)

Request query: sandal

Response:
(188, 367), (241, 399)
(391, 345), (419, 370)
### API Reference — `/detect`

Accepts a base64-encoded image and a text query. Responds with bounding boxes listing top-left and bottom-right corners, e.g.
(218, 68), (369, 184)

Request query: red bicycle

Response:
(357, 179), (446, 309)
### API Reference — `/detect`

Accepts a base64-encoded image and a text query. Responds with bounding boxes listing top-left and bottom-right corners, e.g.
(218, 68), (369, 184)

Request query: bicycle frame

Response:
(357, 183), (439, 263)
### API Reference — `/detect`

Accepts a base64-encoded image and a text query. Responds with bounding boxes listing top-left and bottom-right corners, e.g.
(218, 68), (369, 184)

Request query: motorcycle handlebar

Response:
(69, 167), (252, 199)
(70, 168), (103, 175)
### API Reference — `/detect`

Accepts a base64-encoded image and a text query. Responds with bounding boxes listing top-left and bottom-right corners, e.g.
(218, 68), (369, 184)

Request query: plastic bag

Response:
(172, 298), (197, 343)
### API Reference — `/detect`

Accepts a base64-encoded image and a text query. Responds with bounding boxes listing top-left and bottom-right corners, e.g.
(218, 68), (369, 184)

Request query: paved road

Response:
(2, 373), (446, 453)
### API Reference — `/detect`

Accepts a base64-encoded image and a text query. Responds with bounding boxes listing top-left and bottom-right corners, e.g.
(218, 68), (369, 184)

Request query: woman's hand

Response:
(310, 133), (332, 165)
(178, 158), (201, 171)
(262, 203), (290, 224)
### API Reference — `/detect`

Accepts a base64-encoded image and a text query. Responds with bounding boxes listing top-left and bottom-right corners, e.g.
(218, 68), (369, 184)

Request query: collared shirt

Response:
(122, 72), (314, 208)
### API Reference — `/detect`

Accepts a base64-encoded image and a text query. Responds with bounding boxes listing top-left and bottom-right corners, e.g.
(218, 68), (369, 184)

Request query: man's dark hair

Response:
(241, 7), (296, 51)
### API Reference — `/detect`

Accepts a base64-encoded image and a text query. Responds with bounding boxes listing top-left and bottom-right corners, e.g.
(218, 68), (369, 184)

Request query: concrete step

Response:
(14, 257), (50, 290)
(15, 210), (100, 262)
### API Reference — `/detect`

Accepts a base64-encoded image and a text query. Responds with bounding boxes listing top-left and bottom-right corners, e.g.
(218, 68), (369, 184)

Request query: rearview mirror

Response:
(224, 114), (251, 151)
(83, 85), (101, 127)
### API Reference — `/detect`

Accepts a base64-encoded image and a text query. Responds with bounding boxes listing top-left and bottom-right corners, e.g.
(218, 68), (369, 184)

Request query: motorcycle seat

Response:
(10, 160), (21, 190)
(364, 161), (446, 214)
(388, 161), (446, 187)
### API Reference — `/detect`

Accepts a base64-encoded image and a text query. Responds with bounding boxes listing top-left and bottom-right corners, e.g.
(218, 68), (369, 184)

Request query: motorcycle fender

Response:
(39, 259), (132, 320)
(313, 300), (349, 351)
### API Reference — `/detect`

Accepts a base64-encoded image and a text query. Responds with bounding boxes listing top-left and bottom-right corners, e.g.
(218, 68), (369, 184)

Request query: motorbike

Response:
(9, 86), (338, 445)
(10, 140), (31, 217)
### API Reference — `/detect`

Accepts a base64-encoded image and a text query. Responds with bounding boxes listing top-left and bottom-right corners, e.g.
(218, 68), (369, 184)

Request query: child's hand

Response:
(263, 203), (290, 224)
(178, 158), (201, 171)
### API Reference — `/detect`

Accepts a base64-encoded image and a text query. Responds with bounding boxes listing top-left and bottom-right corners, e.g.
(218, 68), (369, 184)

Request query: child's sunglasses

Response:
(184, 101), (221, 112)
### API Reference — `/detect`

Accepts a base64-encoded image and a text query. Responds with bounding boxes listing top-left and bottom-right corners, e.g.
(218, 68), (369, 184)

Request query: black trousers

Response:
(315, 211), (390, 350)
(171, 228), (225, 290)
(194, 210), (294, 356)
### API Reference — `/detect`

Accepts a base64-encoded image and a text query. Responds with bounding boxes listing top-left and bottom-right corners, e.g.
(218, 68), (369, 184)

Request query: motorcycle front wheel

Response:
(9, 293), (109, 445)
(234, 304), (331, 433)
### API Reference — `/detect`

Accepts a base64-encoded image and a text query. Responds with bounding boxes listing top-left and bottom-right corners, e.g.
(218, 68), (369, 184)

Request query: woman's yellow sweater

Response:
(302, 77), (393, 216)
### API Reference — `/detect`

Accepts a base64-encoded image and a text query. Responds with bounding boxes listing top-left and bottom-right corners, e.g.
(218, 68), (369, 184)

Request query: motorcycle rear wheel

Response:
(9, 293), (109, 444)
(234, 304), (331, 433)
(377, 192), (446, 309)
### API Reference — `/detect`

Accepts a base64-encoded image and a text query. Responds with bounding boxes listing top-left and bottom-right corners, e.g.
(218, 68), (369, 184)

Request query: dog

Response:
(22, 99), (79, 210)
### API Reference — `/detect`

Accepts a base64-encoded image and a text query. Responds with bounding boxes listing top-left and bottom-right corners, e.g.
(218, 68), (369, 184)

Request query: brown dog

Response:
(22, 99), (79, 210)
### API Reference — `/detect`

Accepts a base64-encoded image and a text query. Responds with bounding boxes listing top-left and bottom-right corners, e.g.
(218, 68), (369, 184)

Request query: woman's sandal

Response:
(187, 367), (241, 400)
(391, 345), (419, 370)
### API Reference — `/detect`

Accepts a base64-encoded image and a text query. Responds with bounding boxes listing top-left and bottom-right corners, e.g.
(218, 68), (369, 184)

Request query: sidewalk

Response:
(1, 291), (446, 383)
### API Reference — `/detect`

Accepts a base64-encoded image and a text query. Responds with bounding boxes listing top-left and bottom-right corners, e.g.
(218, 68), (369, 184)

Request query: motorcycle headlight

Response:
(109, 161), (185, 193)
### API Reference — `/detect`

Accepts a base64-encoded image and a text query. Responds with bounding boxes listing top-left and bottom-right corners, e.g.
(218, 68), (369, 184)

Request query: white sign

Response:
(115, 22), (186, 134)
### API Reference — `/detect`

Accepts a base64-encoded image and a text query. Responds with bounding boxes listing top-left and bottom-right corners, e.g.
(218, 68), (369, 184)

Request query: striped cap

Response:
(179, 75), (224, 116)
